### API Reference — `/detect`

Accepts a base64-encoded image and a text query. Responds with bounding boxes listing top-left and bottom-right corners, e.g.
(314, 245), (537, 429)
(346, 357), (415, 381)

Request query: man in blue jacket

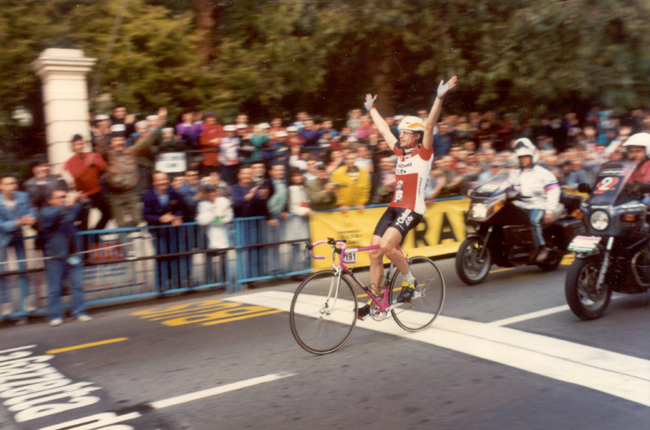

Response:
(40, 188), (91, 326)
(0, 175), (37, 316)
(143, 172), (188, 290)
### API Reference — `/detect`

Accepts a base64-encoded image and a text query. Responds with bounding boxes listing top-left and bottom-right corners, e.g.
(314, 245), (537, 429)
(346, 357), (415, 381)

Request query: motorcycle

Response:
(565, 161), (650, 320)
(456, 171), (584, 285)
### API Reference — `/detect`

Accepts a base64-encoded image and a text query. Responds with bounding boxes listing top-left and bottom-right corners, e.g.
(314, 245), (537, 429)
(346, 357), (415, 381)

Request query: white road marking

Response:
(149, 372), (295, 409)
(488, 305), (570, 326)
(226, 291), (650, 408)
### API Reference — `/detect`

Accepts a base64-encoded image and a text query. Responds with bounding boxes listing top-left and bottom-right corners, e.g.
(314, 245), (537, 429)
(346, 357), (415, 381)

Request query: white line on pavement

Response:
(226, 291), (650, 408)
(488, 305), (570, 326)
(149, 372), (296, 409)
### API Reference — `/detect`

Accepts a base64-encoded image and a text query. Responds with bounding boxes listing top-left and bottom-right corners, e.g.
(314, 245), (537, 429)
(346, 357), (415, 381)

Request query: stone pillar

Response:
(31, 48), (96, 172)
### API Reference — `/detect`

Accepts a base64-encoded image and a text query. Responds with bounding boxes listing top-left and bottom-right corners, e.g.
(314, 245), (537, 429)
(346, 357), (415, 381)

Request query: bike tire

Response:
(289, 270), (358, 354)
(390, 256), (445, 332)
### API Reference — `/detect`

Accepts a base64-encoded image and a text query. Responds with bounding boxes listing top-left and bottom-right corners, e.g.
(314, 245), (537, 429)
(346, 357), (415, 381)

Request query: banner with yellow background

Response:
(309, 198), (471, 270)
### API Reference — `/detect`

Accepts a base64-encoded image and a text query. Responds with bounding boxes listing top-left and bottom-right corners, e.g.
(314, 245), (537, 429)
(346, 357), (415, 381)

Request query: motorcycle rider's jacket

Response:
(509, 165), (561, 213)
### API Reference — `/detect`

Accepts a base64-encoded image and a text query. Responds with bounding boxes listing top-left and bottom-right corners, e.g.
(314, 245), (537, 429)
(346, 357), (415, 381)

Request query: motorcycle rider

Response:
(509, 138), (561, 261)
(622, 132), (650, 183)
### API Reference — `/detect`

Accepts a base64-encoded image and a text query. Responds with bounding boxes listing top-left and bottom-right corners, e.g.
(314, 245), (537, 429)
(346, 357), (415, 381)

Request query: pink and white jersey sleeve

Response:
(389, 145), (434, 215)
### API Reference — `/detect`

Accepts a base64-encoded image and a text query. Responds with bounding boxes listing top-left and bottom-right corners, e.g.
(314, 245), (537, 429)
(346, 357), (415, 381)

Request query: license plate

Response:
(567, 235), (601, 253)
(343, 249), (357, 263)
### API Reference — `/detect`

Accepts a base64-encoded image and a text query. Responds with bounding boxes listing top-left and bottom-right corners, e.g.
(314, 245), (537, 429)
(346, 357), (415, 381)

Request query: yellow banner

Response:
(310, 199), (471, 270)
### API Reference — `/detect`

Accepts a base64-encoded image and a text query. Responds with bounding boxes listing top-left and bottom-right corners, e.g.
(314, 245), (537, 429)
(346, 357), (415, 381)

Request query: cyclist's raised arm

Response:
(365, 94), (398, 151)
(423, 76), (457, 151)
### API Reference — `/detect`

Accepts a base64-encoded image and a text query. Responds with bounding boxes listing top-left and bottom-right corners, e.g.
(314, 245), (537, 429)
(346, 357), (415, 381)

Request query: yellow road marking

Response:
(45, 337), (129, 354)
(133, 300), (283, 327)
(489, 268), (515, 274)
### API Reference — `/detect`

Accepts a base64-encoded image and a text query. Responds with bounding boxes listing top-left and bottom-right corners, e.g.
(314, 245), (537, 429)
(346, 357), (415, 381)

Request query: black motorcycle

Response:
(565, 161), (650, 320)
(456, 171), (584, 285)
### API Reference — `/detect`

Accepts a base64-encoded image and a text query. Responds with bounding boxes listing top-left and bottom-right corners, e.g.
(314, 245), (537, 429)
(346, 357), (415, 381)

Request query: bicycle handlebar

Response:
(305, 239), (347, 260)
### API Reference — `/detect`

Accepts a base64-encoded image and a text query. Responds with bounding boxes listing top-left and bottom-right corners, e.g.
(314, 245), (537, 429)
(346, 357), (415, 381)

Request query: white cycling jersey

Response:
(509, 165), (561, 213)
(389, 144), (433, 215)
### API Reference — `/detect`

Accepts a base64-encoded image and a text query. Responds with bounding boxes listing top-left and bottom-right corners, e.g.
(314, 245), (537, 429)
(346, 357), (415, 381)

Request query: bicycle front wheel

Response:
(390, 256), (445, 332)
(290, 270), (358, 354)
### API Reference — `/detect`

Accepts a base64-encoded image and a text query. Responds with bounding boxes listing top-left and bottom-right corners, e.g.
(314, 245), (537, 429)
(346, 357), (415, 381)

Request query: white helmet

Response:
(513, 137), (539, 164)
(622, 132), (650, 156)
(398, 116), (425, 133)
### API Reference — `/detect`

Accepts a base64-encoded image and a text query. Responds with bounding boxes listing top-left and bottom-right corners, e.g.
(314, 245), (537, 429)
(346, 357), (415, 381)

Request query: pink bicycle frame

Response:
(307, 239), (408, 312)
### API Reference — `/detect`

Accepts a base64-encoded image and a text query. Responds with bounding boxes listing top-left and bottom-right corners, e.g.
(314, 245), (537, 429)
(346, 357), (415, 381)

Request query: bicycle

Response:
(289, 238), (446, 354)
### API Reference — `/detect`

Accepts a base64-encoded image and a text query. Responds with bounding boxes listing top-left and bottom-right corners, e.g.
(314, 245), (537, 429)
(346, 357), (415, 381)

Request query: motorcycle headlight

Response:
(589, 210), (610, 231)
(471, 203), (488, 220)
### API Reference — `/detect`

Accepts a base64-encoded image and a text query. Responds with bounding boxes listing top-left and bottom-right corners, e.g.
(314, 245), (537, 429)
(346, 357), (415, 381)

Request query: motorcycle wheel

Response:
(565, 256), (612, 320)
(455, 238), (491, 285)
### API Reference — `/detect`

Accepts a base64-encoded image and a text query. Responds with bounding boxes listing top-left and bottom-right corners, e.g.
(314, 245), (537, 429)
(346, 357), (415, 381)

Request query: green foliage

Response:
(2, 0), (650, 132)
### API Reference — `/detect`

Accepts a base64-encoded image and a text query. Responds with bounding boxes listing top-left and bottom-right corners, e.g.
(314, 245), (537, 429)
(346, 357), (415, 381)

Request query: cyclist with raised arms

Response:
(359, 76), (457, 319)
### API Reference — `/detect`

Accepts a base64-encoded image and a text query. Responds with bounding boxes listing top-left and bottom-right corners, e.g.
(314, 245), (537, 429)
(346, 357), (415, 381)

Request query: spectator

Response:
(235, 113), (250, 132)
(287, 168), (312, 271)
(478, 161), (503, 184)
(289, 146), (308, 171)
(304, 158), (319, 183)
(104, 124), (156, 228)
(23, 155), (68, 210)
(247, 123), (271, 163)
(196, 184), (233, 283)
(232, 165), (271, 218)
(267, 163), (288, 223)
(300, 118), (320, 147)
(269, 116), (285, 140)
(178, 169), (201, 221)
(355, 115), (376, 141)
(347, 108), (362, 131)
(92, 114), (112, 155)
(39, 189), (91, 326)
(354, 144), (374, 173)
(0, 175), (37, 315)
(176, 109), (201, 149)
(325, 149), (344, 176)
(198, 112), (223, 176)
(425, 161), (448, 204)
(330, 151), (371, 213)
(271, 130), (291, 165)
(64, 134), (111, 231)
(111, 105), (136, 136)
(319, 119), (338, 139)
(143, 172), (188, 290)
(219, 125), (240, 185)
(286, 126), (306, 148)
(370, 155), (396, 204)
(307, 165), (338, 210)
(433, 122), (453, 157)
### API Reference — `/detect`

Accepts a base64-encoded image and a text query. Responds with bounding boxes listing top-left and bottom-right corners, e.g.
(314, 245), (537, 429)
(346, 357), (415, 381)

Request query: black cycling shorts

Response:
(373, 207), (423, 238)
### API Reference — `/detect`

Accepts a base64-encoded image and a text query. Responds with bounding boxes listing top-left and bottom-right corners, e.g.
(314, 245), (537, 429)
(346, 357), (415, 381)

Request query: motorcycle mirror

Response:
(577, 183), (591, 193)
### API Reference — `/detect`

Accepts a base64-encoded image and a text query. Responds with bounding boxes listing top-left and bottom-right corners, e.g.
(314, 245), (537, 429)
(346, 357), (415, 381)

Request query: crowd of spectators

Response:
(2, 103), (650, 321)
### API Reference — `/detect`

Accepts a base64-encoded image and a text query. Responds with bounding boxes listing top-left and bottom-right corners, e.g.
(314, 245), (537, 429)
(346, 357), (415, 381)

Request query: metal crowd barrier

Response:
(0, 215), (311, 320)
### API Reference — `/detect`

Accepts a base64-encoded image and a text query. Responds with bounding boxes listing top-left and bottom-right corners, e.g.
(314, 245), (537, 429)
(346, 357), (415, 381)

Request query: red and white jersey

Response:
(389, 144), (433, 214)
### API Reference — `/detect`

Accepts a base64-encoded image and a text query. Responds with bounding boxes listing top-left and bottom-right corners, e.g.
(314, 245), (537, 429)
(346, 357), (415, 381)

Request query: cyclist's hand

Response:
(437, 76), (458, 99)
(364, 94), (376, 112)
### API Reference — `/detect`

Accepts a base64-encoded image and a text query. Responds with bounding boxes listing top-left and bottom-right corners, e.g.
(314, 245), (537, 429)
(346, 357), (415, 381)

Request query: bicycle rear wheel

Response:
(290, 270), (358, 354)
(390, 256), (445, 332)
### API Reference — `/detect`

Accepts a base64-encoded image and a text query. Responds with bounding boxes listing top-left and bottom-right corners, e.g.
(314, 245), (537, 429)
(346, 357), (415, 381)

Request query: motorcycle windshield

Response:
(472, 172), (511, 198)
(589, 161), (638, 205)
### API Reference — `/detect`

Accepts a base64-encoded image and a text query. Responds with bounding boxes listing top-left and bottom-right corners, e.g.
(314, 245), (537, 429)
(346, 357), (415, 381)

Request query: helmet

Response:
(622, 132), (650, 156)
(513, 137), (539, 164)
(398, 116), (425, 133)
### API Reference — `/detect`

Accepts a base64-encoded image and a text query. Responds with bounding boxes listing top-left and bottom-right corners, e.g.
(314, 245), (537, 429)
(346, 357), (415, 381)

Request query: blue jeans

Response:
(524, 208), (545, 247)
(0, 236), (29, 307)
(45, 258), (87, 320)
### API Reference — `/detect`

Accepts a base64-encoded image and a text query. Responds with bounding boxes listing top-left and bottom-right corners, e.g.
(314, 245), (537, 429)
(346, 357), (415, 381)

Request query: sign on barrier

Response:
(83, 240), (130, 290)
(156, 152), (187, 173)
(309, 199), (471, 270)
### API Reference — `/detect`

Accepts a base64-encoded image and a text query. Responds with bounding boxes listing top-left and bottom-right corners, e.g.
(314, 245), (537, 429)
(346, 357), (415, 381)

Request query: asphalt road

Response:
(1, 256), (649, 430)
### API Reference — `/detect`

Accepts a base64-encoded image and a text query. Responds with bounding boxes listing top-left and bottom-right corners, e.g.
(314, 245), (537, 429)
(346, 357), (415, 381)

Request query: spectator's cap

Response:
(162, 127), (174, 134)
(111, 124), (126, 136)
(95, 114), (110, 121)
(224, 125), (236, 132)
(286, 126), (298, 132)
(393, 115), (404, 121)
(236, 124), (247, 129)
(135, 120), (148, 128)
(276, 130), (288, 137)
(347, 135), (358, 142)
(146, 115), (159, 121)
(489, 161), (504, 168)
(258, 122), (271, 129)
